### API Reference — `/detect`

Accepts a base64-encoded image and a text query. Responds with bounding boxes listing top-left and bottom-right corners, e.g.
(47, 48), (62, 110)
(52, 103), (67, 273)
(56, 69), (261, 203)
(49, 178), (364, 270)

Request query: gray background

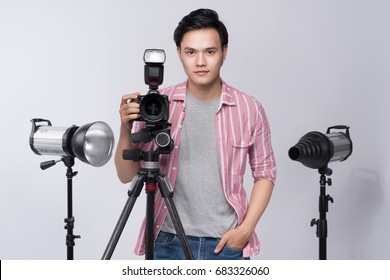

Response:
(0, 0), (389, 260)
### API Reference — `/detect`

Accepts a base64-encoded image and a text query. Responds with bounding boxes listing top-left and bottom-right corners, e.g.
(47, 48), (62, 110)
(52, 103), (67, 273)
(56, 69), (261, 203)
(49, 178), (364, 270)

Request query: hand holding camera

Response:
(119, 92), (141, 131)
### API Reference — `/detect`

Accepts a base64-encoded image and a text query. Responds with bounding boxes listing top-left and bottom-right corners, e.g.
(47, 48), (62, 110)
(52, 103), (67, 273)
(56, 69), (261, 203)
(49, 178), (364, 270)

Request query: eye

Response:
(186, 50), (195, 56)
(206, 50), (215, 55)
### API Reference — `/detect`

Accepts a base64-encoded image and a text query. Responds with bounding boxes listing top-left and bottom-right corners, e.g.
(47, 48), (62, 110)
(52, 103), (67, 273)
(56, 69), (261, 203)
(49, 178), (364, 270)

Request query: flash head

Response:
(144, 49), (165, 89)
(144, 49), (166, 64)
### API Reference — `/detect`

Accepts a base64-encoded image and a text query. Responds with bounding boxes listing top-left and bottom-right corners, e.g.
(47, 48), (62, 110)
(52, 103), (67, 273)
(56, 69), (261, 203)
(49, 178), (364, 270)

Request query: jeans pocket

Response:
(212, 244), (243, 260)
(155, 231), (176, 246)
(154, 232), (186, 260)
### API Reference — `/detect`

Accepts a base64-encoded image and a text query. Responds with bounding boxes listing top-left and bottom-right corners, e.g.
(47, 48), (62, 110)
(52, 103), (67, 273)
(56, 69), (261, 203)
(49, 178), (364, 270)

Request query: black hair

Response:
(173, 8), (229, 48)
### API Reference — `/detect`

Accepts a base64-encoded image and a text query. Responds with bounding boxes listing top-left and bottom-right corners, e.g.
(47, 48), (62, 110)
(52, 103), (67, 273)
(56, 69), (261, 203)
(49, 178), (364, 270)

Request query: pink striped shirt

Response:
(132, 80), (276, 257)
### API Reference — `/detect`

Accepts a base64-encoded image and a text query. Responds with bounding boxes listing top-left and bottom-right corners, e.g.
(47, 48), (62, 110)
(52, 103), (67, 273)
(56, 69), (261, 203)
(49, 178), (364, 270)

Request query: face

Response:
(177, 28), (227, 90)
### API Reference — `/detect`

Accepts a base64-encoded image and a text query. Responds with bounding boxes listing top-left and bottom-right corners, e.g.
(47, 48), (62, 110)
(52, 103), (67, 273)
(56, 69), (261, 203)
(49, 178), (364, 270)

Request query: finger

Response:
(214, 237), (228, 254)
(119, 103), (140, 125)
(120, 101), (140, 115)
(121, 101), (140, 111)
(120, 109), (140, 123)
(122, 114), (140, 124)
(121, 92), (140, 105)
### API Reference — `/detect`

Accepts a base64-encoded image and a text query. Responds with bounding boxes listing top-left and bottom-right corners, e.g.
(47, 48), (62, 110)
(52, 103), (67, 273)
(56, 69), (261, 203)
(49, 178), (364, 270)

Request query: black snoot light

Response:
(288, 125), (352, 169)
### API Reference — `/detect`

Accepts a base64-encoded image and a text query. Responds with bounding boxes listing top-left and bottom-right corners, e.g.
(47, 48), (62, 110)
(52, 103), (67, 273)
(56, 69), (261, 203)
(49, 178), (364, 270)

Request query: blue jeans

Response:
(154, 231), (244, 260)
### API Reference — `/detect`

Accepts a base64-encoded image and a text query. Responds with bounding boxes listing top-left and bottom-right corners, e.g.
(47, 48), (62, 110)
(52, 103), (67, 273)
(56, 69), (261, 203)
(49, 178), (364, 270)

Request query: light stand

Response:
(310, 167), (334, 260)
(40, 156), (81, 260)
(102, 148), (194, 260)
(289, 125), (353, 260)
(30, 118), (114, 259)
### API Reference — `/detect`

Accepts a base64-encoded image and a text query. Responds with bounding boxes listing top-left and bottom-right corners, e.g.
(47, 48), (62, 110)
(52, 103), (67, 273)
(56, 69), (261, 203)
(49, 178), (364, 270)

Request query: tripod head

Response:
(123, 123), (174, 168)
(122, 145), (173, 172)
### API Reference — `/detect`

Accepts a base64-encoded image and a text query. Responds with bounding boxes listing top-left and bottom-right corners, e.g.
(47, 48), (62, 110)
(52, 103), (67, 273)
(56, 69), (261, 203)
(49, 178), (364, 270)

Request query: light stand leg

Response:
(311, 168), (333, 260)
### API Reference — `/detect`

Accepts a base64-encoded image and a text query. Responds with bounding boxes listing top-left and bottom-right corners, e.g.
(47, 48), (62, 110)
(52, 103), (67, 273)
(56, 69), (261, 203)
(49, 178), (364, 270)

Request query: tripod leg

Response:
(145, 189), (156, 260)
(101, 174), (146, 260)
(156, 175), (194, 260)
(164, 197), (194, 260)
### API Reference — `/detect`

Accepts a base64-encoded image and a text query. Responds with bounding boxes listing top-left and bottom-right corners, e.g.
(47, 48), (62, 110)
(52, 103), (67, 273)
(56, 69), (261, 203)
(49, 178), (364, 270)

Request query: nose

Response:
(196, 53), (206, 67)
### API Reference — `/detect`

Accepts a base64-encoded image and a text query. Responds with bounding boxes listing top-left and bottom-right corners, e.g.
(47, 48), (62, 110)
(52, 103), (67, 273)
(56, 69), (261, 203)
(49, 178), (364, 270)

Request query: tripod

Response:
(310, 167), (333, 260)
(40, 156), (81, 260)
(102, 148), (194, 260)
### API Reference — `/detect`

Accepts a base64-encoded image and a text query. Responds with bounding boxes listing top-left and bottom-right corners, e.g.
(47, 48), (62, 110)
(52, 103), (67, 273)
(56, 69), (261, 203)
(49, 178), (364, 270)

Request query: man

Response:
(115, 8), (276, 260)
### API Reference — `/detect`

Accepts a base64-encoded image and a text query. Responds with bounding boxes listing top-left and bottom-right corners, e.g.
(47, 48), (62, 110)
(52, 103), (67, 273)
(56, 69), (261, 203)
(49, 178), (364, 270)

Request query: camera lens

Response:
(140, 93), (168, 123)
(145, 101), (162, 116)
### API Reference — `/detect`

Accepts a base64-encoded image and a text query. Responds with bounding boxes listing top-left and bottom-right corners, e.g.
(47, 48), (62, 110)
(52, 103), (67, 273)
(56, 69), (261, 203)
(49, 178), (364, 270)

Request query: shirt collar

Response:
(220, 80), (235, 106)
(170, 80), (236, 106)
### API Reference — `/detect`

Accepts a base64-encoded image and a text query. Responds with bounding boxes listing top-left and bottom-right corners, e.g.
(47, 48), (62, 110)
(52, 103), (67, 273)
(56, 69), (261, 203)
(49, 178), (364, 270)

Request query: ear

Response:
(176, 47), (183, 63)
(222, 45), (228, 63)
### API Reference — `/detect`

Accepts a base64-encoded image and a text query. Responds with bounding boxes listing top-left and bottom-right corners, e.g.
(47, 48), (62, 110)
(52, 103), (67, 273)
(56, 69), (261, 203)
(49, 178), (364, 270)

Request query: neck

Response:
(187, 78), (222, 102)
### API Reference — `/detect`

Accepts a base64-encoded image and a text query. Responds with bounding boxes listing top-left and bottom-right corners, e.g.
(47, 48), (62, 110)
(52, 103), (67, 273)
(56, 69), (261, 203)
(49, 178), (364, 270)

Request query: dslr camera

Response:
(133, 49), (169, 127)
(130, 49), (173, 148)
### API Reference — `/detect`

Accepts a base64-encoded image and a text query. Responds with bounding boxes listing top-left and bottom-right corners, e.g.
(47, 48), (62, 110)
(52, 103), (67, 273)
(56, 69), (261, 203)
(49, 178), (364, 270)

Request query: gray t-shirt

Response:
(161, 92), (238, 237)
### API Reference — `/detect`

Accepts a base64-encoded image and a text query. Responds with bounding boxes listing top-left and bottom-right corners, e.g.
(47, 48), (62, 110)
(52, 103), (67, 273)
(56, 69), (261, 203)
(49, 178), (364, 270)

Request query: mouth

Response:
(194, 70), (209, 76)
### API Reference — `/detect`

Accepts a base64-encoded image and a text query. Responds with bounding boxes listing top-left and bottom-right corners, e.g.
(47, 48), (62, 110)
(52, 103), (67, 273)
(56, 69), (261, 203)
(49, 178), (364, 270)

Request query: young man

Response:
(115, 9), (276, 260)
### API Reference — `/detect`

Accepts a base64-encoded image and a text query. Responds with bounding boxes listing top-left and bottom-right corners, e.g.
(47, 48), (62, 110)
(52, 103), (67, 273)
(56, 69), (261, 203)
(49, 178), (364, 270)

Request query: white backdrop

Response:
(0, 0), (389, 260)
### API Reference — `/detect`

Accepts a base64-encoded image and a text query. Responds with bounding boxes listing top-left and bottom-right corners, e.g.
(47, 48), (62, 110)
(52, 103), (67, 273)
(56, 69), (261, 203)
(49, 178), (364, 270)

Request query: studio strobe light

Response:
(30, 118), (114, 167)
(288, 125), (353, 260)
(288, 125), (353, 170)
(30, 118), (115, 260)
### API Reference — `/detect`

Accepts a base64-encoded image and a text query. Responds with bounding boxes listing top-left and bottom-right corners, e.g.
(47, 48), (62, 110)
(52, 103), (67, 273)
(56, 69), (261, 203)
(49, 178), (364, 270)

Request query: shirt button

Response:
(175, 145), (179, 149)
(156, 225), (160, 229)
(172, 167), (176, 171)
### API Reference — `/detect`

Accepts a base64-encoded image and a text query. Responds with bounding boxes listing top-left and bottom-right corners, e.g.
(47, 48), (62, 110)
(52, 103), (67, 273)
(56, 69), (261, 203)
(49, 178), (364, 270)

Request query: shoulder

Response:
(223, 81), (264, 112)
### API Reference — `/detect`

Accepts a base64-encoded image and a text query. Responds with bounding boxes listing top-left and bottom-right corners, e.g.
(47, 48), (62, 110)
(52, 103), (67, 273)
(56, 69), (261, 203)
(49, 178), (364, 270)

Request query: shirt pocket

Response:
(229, 133), (254, 148)
(228, 133), (253, 176)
